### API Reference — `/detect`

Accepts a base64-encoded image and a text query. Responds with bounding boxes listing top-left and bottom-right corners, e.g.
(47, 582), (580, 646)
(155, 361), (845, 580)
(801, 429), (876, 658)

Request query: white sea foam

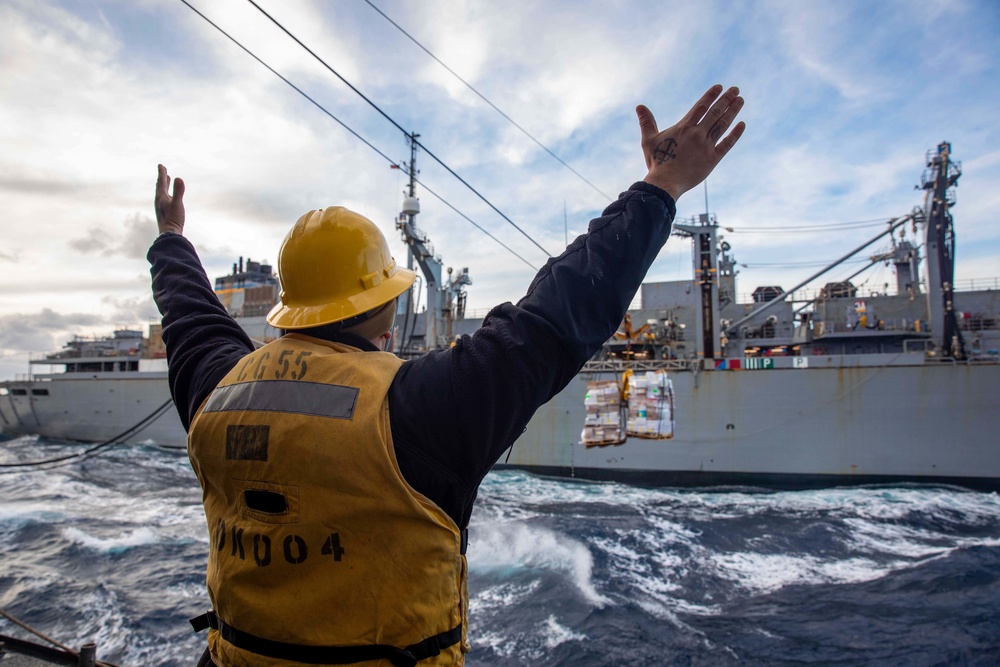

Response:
(468, 618), (581, 662)
(79, 587), (130, 659)
(471, 630), (515, 657)
(469, 520), (610, 606)
(541, 614), (586, 648)
(843, 518), (956, 559)
(709, 551), (893, 595)
(0, 505), (66, 525)
(594, 526), (723, 619)
(164, 581), (209, 600)
(63, 526), (160, 552)
(471, 580), (541, 612)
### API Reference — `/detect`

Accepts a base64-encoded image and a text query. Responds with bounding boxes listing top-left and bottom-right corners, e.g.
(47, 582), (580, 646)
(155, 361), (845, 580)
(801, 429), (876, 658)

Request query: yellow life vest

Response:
(188, 334), (469, 666)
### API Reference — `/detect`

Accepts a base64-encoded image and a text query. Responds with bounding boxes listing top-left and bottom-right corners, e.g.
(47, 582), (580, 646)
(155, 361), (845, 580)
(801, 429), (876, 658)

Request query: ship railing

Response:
(34, 348), (141, 361)
(737, 285), (898, 304)
(953, 277), (1000, 292)
(580, 359), (701, 374)
(815, 318), (925, 335)
(923, 354), (1000, 365)
(463, 307), (493, 320)
(958, 315), (998, 332)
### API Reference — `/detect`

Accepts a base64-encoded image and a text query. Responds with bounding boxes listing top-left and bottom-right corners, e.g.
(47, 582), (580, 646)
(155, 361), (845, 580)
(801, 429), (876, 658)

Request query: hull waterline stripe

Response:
(203, 381), (359, 420)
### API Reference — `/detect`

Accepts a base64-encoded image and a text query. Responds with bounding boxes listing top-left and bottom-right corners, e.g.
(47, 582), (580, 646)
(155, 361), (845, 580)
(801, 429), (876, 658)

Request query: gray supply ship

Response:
(2, 143), (998, 489)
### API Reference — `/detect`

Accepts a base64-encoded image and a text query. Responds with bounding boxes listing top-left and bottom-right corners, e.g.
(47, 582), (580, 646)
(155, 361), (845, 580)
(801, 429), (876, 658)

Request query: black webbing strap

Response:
(190, 611), (461, 667)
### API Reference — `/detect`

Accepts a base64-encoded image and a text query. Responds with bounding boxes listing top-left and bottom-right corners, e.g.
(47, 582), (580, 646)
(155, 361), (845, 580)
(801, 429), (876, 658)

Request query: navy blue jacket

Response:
(149, 182), (675, 528)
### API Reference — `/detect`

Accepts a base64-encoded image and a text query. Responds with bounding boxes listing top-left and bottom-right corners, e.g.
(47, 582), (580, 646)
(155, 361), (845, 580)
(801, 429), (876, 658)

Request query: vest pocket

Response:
(244, 489), (288, 514)
(237, 479), (300, 524)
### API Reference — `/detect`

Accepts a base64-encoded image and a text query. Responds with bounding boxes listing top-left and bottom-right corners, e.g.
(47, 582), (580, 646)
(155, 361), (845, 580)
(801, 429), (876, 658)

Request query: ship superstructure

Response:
(501, 142), (1000, 489)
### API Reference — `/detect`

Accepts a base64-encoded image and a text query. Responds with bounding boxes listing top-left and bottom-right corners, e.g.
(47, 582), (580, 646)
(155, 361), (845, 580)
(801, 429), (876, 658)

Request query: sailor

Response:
(149, 85), (745, 667)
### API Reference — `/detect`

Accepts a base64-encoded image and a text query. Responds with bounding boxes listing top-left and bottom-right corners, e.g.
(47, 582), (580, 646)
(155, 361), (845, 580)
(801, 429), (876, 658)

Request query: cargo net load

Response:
(582, 380), (623, 446)
(581, 370), (675, 447)
(625, 370), (674, 440)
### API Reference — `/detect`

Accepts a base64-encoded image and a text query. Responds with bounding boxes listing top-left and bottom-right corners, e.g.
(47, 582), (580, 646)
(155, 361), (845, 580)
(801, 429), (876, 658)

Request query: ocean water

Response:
(1, 436), (999, 666)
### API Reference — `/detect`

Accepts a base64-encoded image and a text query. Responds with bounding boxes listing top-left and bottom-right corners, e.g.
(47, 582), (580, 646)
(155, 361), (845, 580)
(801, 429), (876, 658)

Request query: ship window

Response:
(31, 389), (50, 396)
(11, 388), (27, 396)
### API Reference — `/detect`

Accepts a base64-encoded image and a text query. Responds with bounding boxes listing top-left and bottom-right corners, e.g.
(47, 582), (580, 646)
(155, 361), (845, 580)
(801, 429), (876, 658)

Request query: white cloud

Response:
(0, 0), (999, 382)
(0, 308), (105, 354)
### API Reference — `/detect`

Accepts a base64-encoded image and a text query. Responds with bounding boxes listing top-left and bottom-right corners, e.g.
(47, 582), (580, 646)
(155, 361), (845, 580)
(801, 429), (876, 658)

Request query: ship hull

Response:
(0, 373), (184, 446)
(3, 357), (999, 490)
(503, 355), (1000, 490)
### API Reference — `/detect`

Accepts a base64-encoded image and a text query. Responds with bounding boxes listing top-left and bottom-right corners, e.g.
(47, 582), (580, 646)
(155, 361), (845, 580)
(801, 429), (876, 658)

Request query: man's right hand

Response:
(638, 85), (745, 202)
(155, 164), (186, 236)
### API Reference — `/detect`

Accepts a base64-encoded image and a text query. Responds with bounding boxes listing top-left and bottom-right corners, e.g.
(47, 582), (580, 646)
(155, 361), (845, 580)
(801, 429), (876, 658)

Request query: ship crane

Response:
(671, 213), (723, 359)
(921, 142), (964, 358)
(722, 142), (964, 359)
(394, 132), (472, 353)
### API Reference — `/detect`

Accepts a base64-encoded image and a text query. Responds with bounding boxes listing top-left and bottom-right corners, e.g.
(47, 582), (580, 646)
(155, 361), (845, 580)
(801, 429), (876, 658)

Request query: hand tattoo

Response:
(653, 137), (677, 164)
(710, 123), (723, 141)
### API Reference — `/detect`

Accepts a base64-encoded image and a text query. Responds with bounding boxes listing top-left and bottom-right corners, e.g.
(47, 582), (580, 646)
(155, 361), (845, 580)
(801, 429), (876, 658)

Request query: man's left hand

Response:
(638, 85), (745, 201)
(155, 164), (186, 236)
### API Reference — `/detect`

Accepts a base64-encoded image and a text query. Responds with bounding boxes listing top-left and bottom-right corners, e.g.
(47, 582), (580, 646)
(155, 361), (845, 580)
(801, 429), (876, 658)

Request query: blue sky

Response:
(1, 0), (998, 378)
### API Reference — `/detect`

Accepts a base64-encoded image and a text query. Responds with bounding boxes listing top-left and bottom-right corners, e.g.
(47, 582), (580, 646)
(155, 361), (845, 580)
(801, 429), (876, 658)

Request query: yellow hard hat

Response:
(266, 207), (415, 330)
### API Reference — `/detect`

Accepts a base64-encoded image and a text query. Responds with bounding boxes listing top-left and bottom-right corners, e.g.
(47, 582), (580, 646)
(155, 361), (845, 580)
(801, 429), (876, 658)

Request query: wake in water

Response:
(1, 436), (999, 665)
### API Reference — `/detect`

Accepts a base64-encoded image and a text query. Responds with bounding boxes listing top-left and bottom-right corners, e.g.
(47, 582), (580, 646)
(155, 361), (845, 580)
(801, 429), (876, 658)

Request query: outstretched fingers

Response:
(680, 84), (724, 126)
(636, 105), (659, 141)
(707, 94), (745, 144)
(172, 176), (186, 201)
(702, 86), (740, 126)
(154, 164), (186, 235)
(715, 121), (746, 159)
(156, 164), (170, 201)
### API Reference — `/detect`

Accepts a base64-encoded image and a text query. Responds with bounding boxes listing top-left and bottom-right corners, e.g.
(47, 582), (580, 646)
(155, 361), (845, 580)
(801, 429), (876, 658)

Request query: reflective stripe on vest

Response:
(202, 380), (359, 420)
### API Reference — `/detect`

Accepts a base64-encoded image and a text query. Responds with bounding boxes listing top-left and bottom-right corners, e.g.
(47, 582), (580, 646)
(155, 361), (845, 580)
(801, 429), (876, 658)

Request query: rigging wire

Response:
(175, 0), (537, 271)
(410, 169), (538, 270)
(360, 0), (612, 203)
(244, 0), (554, 258)
(741, 257), (871, 269)
(724, 217), (893, 234)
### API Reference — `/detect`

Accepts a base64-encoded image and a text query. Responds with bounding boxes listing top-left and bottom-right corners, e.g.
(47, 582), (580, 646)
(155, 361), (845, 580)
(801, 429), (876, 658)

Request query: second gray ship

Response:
(2, 142), (998, 489)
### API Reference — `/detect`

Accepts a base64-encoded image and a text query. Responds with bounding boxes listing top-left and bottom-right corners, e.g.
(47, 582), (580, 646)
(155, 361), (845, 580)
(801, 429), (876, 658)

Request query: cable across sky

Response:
(244, 0), (554, 258)
(175, 0), (540, 270)
(360, 0), (613, 203)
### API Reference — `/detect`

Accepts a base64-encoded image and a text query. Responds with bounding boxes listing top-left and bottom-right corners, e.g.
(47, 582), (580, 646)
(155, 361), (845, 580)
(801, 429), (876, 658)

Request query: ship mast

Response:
(672, 214), (721, 359)
(921, 142), (964, 359)
(395, 132), (472, 352)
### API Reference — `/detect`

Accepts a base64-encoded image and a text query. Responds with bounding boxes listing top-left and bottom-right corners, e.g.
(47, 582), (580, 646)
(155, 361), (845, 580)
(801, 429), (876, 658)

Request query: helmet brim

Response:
(266, 267), (416, 330)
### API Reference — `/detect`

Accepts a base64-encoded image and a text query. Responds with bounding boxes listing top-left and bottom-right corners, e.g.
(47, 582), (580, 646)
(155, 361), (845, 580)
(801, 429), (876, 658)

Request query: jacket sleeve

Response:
(388, 182), (675, 526)
(148, 233), (254, 430)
